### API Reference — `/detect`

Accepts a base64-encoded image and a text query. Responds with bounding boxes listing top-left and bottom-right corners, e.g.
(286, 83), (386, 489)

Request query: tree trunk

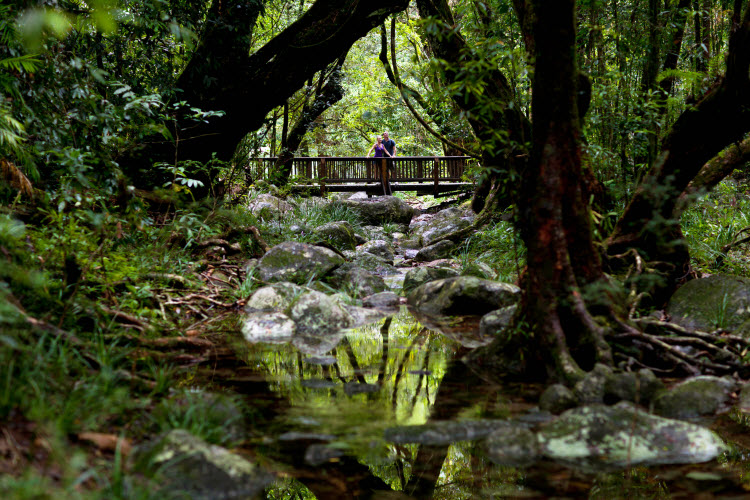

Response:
(118, 0), (410, 193)
(607, 3), (750, 305)
(513, 0), (612, 383)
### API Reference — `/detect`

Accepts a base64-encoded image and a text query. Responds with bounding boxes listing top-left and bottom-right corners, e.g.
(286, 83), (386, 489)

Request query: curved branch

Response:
(386, 19), (481, 158)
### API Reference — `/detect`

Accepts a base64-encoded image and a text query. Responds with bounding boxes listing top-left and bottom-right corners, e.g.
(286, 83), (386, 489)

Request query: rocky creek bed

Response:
(131, 194), (750, 498)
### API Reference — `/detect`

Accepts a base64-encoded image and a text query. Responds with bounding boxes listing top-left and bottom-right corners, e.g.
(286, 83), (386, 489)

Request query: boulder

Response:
(410, 207), (474, 246)
(538, 402), (726, 471)
(245, 282), (305, 311)
(667, 274), (750, 332)
(241, 311), (295, 344)
(326, 264), (387, 298)
(403, 266), (460, 294)
(313, 221), (357, 252)
(652, 375), (738, 418)
(247, 193), (293, 219)
(349, 251), (400, 276)
(358, 239), (394, 263)
(256, 242), (344, 284)
(407, 276), (520, 317)
(479, 305), (517, 336)
(485, 427), (539, 467)
(603, 368), (665, 405)
(573, 363), (613, 405)
(414, 240), (456, 262)
(289, 291), (353, 335)
(131, 430), (273, 500)
(332, 196), (415, 225)
(362, 291), (401, 310)
(539, 384), (578, 415)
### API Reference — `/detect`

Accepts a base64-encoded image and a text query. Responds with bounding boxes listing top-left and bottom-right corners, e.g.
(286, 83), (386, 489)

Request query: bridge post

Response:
(433, 157), (440, 196)
(319, 157), (327, 197)
(381, 158), (391, 195)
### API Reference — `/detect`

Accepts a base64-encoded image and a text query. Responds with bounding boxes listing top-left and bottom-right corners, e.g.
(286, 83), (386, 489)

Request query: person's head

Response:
(376, 136), (382, 143)
(382, 132), (390, 140)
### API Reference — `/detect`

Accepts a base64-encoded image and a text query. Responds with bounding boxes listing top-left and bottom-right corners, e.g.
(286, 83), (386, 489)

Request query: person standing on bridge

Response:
(368, 135), (393, 195)
(367, 136), (392, 158)
(381, 132), (396, 159)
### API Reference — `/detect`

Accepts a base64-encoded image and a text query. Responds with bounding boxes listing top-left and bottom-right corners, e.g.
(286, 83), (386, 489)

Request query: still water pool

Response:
(200, 307), (750, 499)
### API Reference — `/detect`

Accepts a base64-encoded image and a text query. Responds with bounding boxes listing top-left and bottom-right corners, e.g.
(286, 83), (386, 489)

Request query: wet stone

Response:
(538, 402), (727, 471)
(485, 426), (540, 467)
(344, 382), (380, 395)
(345, 305), (391, 328)
(245, 282), (305, 312)
(241, 311), (295, 344)
(358, 239), (395, 263)
(131, 430), (274, 500)
(384, 420), (513, 446)
(402, 266), (460, 295)
(256, 241), (345, 284)
(305, 444), (346, 466)
(362, 291), (401, 310)
(289, 291), (353, 336)
(539, 384), (578, 415)
(652, 375), (738, 419)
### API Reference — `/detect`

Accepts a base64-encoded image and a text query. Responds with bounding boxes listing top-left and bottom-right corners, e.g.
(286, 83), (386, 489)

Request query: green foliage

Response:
(682, 179), (750, 274)
(454, 219), (524, 282)
(149, 389), (248, 447)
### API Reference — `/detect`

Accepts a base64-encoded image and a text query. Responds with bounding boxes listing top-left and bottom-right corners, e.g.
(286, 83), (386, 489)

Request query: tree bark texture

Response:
(517, 0), (612, 383)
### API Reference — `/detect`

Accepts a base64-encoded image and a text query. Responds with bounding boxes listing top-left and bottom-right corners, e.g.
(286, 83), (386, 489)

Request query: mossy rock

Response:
(332, 196), (415, 225)
(667, 274), (750, 332)
(313, 221), (357, 252)
(131, 430), (273, 500)
(256, 242), (344, 284)
(403, 266), (460, 295)
(652, 376), (737, 419)
(538, 402), (726, 471)
(407, 276), (520, 317)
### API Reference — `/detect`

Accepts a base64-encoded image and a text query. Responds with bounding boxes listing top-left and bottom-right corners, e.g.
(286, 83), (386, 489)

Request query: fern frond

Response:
(0, 55), (42, 74)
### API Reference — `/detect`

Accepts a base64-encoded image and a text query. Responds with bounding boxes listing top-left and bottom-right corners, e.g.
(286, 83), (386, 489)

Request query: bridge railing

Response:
(245, 156), (472, 196)
(246, 156), (470, 182)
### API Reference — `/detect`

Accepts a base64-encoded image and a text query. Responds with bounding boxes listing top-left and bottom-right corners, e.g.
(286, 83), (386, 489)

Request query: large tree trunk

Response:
(606, 3), (750, 305)
(513, 0), (612, 383)
(119, 0), (410, 193)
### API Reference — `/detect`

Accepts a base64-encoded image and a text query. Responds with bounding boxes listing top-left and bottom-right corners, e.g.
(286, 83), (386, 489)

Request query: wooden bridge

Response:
(246, 156), (474, 197)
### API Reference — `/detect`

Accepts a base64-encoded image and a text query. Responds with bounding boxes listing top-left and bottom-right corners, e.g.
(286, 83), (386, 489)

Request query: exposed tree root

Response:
(610, 317), (750, 377)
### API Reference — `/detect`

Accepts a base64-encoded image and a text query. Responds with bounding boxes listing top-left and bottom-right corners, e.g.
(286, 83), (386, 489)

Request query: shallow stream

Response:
(194, 303), (750, 499)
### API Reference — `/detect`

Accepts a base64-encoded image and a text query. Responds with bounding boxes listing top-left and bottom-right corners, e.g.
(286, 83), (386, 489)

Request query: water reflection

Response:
(214, 305), (750, 498)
